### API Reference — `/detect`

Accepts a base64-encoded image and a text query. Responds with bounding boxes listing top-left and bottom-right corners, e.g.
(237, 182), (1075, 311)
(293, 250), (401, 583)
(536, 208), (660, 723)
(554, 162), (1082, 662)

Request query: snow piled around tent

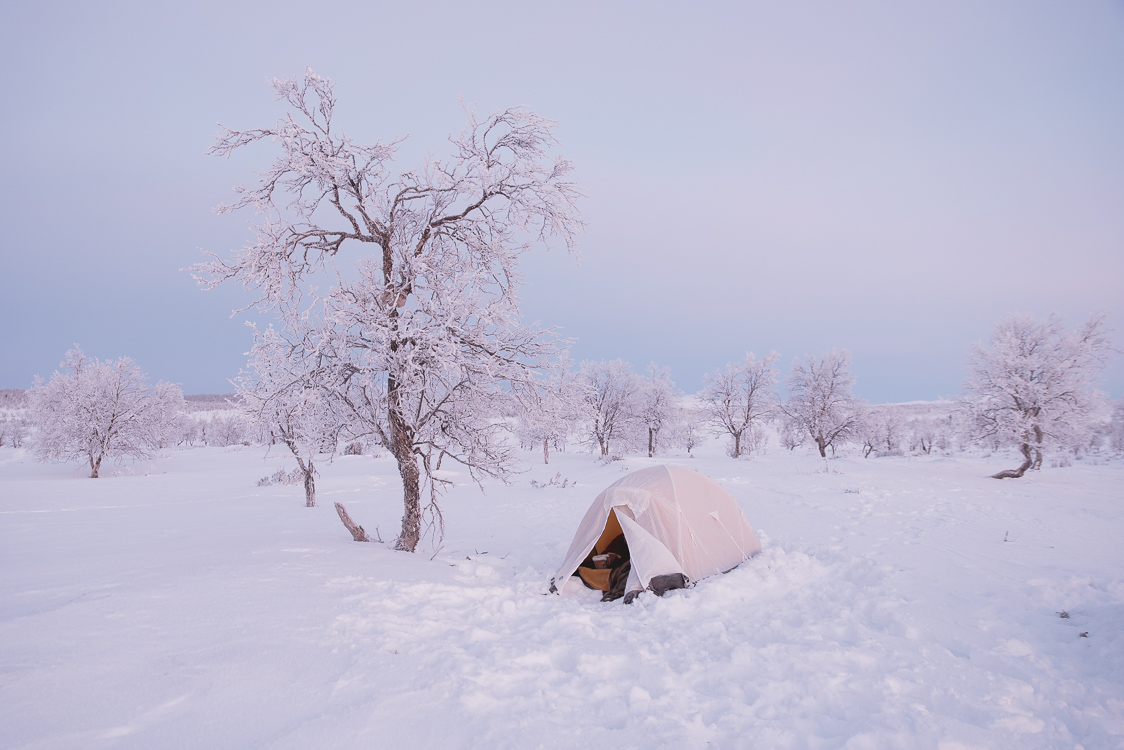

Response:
(1, 441), (1122, 749)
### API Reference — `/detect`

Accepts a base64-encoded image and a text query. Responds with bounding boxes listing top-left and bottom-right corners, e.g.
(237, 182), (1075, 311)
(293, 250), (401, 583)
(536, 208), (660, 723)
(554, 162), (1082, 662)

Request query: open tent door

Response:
(616, 511), (687, 593)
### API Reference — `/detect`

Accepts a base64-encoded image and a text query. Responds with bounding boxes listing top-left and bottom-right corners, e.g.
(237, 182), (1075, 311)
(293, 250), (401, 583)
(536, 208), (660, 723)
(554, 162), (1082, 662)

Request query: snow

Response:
(2, 441), (1122, 748)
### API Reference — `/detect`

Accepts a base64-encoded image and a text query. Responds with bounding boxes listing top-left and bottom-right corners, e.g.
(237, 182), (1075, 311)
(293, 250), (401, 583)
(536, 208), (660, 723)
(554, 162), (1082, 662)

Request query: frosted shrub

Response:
(257, 468), (303, 487)
(204, 414), (251, 447)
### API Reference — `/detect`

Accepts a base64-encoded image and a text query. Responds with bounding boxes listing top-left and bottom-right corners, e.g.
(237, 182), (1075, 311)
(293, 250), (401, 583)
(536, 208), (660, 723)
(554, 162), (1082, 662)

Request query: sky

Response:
(2, 0), (1122, 402)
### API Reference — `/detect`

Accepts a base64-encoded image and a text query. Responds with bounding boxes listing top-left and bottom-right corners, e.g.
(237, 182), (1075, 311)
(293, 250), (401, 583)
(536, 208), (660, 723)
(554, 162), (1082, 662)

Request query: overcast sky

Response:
(2, 1), (1122, 401)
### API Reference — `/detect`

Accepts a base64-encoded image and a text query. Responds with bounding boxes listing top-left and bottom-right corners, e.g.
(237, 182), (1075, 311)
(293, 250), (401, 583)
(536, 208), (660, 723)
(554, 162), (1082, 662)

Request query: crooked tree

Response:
(198, 71), (582, 550)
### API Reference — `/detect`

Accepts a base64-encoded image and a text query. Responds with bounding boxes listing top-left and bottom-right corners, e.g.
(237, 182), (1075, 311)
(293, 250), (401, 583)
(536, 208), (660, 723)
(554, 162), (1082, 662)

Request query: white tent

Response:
(551, 465), (761, 599)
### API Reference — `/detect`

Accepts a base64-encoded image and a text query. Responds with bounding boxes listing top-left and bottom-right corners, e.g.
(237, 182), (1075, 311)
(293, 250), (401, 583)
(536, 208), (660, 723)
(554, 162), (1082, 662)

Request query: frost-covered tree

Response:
(778, 349), (859, 458)
(238, 326), (346, 507)
(853, 405), (884, 458)
(700, 352), (780, 458)
(197, 70), (581, 551)
(579, 359), (640, 456)
(678, 405), (705, 456)
(29, 347), (184, 478)
(637, 364), (681, 457)
(1107, 402), (1124, 454)
(516, 361), (587, 464)
(853, 405), (908, 458)
(964, 313), (1112, 479)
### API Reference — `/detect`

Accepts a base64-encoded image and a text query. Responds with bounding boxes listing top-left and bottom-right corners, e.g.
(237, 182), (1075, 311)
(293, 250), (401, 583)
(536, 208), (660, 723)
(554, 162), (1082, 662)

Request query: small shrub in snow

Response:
(529, 472), (572, 489)
(343, 441), (364, 456)
(257, 468), (303, 487)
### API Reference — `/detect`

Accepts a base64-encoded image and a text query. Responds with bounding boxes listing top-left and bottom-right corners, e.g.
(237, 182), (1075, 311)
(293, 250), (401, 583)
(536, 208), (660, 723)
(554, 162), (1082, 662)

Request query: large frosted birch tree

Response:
(197, 70), (582, 551)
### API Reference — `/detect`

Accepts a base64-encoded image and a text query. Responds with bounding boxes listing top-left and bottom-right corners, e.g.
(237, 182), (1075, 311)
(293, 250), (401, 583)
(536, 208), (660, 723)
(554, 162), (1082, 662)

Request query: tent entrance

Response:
(575, 508), (632, 598)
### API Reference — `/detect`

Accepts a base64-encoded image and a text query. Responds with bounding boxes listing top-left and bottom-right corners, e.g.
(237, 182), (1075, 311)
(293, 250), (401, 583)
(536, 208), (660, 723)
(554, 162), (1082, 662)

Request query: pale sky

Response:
(2, 0), (1122, 401)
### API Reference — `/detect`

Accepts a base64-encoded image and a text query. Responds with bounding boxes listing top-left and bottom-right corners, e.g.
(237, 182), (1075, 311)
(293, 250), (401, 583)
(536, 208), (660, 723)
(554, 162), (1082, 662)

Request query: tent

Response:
(551, 465), (762, 601)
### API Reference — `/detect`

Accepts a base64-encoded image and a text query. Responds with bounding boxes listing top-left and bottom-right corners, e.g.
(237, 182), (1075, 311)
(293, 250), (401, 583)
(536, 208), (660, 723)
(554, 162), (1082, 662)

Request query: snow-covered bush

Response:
(29, 347), (184, 478)
(257, 467), (303, 487)
(0, 416), (31, 448)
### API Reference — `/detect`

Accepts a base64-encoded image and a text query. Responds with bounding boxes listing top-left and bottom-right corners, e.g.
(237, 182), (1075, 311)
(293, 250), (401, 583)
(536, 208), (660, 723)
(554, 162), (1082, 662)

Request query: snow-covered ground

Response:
(1, 440), (1122, 749)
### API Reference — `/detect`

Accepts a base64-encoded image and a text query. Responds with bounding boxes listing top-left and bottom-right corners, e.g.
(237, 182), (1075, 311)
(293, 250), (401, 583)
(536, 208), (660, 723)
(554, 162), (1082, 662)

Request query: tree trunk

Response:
(543, 438), (549, 465)
(387, 385), (422, 552)
(992, 442), (1033, 479)
(89, 454), (102, 479)
(303, 463), (316, 508)
(815, 437), (827, 458)
(293, 456), (316, 507)
(733, 431), (742, 458)
(648, 427), (655, 458)
(334, 502), (371, 542)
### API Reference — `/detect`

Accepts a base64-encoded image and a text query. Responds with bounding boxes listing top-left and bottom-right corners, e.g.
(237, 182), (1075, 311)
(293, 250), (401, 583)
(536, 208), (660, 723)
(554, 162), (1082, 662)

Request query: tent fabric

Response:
(552, 465), (761, 596)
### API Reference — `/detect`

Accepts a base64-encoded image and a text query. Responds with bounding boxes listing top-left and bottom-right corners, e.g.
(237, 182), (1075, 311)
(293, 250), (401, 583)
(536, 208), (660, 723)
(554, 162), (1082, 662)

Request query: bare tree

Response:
(964, 313), (1112, 479)
(579, 359), (640, 456)
(29, 347), (184, 478)
(238, 326), (345, 507)
(700, 352), (780, 458)
(637, 364), (681, 458)
(197, 70), (582, 551)
(778, 349), (859, 458)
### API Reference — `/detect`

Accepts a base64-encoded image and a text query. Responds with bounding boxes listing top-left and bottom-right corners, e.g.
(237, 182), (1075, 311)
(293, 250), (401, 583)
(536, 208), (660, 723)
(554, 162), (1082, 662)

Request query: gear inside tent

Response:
(551, 465), (762, 602)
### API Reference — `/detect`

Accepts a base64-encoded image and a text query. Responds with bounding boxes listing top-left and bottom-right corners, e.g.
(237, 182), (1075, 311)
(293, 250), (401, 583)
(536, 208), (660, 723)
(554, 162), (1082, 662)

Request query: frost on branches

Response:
(778, 349), (860, 459)
(515, 361), (587, 465)
(700, 352), (779, 458)
(637, 364), (682, 458)
(578, 360), (641, 457)
(29, 347), (184, 478)
(238, 326), (345, 507)
(196, 70), (582, 551)
(964, 313), (1112, 479)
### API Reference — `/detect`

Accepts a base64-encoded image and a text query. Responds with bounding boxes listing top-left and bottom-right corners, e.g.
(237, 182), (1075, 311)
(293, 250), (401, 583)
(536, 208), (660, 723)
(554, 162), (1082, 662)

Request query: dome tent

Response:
(551, 465), (761, 602)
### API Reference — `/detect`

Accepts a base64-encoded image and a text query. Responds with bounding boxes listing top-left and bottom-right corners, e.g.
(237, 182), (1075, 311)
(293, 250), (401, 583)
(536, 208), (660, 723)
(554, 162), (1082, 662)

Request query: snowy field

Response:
(1, 440), (1122, 749)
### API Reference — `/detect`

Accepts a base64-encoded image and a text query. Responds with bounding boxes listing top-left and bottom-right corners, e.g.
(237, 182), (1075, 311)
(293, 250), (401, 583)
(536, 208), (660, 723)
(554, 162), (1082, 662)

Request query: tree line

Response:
(10, 70), (1121, 554)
